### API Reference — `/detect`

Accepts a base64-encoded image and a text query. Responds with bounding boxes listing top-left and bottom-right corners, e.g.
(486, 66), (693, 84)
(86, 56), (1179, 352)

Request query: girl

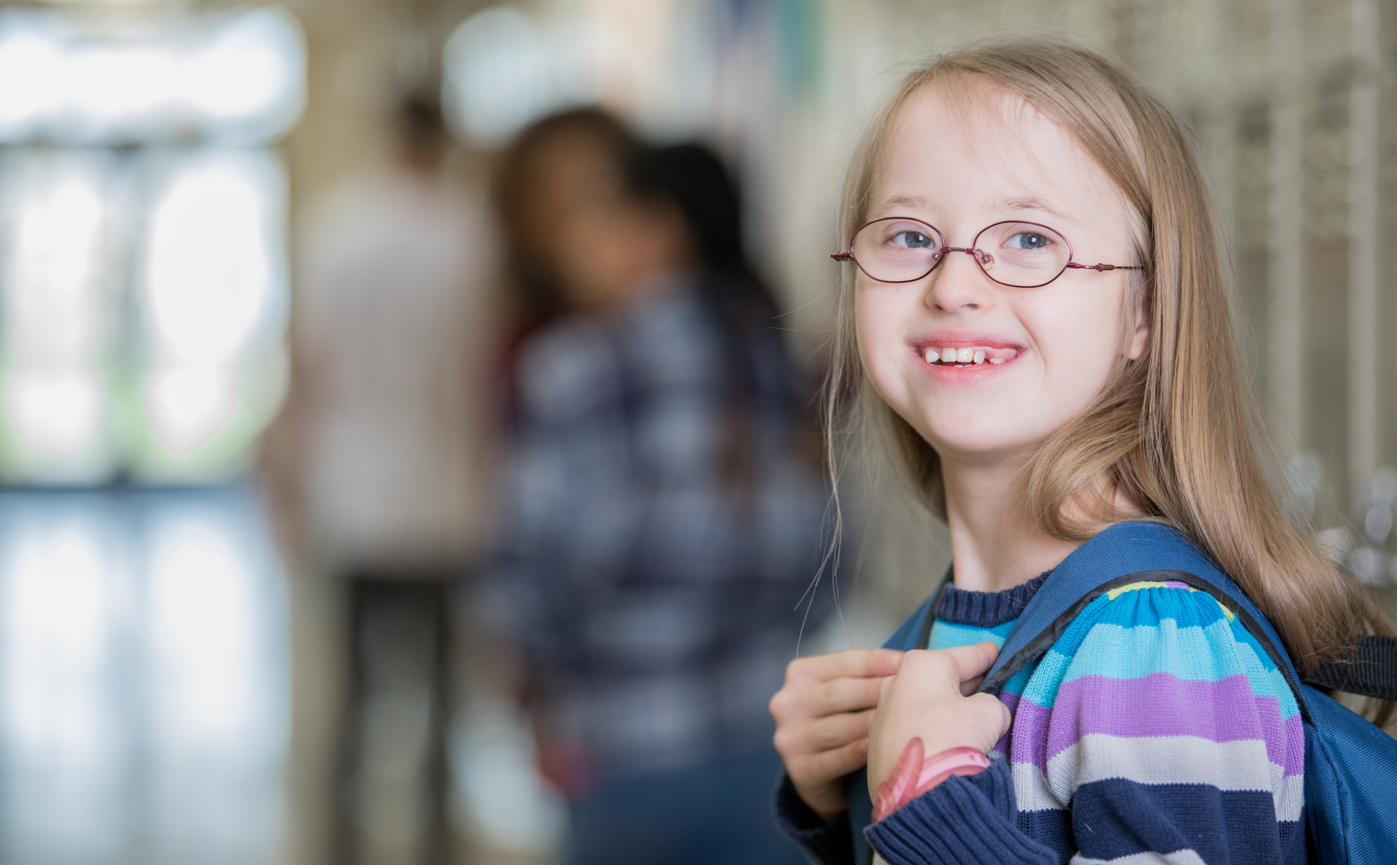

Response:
(487, 125), (825, 865)
(769, 41), (1392, 864)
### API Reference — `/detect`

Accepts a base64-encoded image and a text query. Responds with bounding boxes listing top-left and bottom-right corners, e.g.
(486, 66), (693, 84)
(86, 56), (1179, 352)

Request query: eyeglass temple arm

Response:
(1065, 262), (1144, 272)
(830, 252), (853, 261)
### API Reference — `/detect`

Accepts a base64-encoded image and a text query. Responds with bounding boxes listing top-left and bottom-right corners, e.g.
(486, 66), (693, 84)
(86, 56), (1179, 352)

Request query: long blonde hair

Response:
(829, 41), (1390, 687)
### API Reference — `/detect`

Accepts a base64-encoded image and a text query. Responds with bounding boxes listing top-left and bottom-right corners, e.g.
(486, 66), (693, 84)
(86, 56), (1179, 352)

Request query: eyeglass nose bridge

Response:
(828, 242), (997, 278)
(941, 246), (995, 271)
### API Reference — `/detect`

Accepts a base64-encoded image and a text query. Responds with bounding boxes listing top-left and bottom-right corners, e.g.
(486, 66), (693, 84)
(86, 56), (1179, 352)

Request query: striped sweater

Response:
(776, 573), (1306, 864)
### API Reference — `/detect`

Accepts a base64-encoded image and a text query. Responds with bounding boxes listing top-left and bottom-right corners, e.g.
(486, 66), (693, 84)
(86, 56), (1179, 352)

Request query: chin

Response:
(917, 422), (1039, 463)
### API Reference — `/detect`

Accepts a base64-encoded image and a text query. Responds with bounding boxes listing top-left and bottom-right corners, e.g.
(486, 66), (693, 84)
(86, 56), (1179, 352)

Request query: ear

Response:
(1126, 320), (1149, 360)
(1125, 284), (1151, 361)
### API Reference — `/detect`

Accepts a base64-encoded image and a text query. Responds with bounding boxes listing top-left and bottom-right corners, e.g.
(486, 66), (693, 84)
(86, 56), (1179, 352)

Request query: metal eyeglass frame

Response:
(830, 216), (1145, 288)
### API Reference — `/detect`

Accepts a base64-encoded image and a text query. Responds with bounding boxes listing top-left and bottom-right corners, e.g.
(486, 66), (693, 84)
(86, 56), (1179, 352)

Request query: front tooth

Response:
(973, 350), (985, 364)
(956, 347), (973, 363)
(989, 357), (1004, 364)
(924, 348), (939, 363)
(941, 347), (957, 363)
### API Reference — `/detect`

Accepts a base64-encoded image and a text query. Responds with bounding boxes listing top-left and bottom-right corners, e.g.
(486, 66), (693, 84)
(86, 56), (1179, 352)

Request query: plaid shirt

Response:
(484, 279), (830, 785)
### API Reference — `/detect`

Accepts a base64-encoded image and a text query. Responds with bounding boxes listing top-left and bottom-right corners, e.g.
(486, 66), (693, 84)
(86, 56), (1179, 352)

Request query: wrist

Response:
(794, 780), (847, 823)
(871, 739), (990, 822)
(813, 805), (846, 823)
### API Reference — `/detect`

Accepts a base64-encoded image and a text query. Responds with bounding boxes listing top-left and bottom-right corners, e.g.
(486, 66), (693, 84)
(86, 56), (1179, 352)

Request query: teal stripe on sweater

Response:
(929, 583), (1295, 717)
(927, 618), (1016, 651)
(1049, 621), (1298, 714)
(1012, 586), (1298, 717)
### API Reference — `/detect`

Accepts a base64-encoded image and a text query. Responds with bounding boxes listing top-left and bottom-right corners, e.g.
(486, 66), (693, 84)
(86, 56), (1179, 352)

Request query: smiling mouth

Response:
(919, 345), (1021, 367)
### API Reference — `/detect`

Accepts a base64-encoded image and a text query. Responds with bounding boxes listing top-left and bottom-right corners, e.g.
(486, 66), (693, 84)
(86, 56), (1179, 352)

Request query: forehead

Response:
(871, 82), (1129, 229)
(529, 132), (619, 192)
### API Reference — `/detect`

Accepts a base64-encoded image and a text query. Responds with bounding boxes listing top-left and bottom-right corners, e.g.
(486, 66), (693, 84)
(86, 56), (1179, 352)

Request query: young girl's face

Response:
(857, 84), (1147, 468)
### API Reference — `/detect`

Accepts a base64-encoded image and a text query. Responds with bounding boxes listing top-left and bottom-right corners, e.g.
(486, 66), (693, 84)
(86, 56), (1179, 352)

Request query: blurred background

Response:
(0, 0), (1394, 863)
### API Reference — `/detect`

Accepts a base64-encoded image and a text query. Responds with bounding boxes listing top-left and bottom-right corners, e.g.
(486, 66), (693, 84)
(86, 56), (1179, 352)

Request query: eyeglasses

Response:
(830, 216), (1144, 288)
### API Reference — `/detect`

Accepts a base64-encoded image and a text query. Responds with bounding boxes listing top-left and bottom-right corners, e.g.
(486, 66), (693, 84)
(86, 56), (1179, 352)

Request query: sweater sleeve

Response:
(865, 759), (1057, 864)
(772, 773), (856, 865)
(866, 582), (1307, 865)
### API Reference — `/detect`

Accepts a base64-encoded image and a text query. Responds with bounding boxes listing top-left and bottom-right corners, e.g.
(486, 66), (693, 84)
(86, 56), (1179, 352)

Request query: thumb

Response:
(943, 641), (1000, 685)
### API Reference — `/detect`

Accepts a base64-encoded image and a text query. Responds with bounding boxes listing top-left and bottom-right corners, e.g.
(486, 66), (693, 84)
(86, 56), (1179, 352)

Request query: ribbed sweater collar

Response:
(933, 572), (1051, 628)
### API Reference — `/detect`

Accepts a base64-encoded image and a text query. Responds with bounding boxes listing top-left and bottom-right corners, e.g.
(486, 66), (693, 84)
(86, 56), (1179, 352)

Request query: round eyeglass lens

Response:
(850, 217), (943, 283)
(973, 222), (1070, 287)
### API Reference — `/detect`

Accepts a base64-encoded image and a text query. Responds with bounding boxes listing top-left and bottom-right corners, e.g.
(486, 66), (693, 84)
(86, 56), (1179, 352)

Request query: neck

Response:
(939, 455), (1085, 593)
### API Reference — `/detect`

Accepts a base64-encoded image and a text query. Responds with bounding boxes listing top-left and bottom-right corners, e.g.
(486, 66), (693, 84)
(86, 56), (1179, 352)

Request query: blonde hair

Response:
(829, 41), (1391, 689)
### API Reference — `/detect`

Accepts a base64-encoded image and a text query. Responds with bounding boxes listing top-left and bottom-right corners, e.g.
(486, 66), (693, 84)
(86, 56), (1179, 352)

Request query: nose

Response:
(924, 247), (995, 314)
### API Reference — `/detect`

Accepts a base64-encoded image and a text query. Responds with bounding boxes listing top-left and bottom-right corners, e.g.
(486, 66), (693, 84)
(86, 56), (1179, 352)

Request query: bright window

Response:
(0, 8), (302, 485)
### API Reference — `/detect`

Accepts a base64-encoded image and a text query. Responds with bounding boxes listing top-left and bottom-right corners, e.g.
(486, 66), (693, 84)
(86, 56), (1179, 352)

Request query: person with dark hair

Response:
(491, 107), (639, 342)
(482, 115), (826, 865)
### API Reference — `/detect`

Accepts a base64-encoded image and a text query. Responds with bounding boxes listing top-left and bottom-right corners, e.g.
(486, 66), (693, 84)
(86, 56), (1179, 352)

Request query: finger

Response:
(942, 642), (1000, 685)
(807, 708), (874, 751)
(959, 673), (986, 697)
(814, 676), (887, 714)
(771, 674), (886, 724)
(789, 648), (905, 684)
(793, 737), (869, 786)
(966, 692), (1013, 740)
(869, 649), (904, 677)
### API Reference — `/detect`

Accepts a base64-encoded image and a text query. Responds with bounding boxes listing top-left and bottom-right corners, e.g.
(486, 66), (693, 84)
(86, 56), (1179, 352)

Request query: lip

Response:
(909, 331), (1026, 381)
(911, 330), (1026, 352)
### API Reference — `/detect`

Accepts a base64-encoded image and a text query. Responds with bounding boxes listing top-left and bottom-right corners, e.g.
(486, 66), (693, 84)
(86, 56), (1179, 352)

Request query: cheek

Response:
(1026, 292), (1125, 412)
(854, 286), (911, 397)
(555, 220), (620, 298)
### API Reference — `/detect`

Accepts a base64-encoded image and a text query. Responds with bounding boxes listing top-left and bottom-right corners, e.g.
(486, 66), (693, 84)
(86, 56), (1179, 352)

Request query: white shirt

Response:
(296, 166), (498, 570)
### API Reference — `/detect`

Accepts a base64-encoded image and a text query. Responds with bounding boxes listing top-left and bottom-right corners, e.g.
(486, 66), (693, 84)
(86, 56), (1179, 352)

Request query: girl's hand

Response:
(770, 648), (904, 821)
(866, 643), (1012, 799)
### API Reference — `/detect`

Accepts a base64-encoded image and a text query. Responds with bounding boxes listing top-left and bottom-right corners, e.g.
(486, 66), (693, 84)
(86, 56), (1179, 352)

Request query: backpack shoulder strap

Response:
(881, 591), (933, 653)
(977, 520), (1315, 723)
(1304, 636), (1397, 701)
(881, 566), (952, 652)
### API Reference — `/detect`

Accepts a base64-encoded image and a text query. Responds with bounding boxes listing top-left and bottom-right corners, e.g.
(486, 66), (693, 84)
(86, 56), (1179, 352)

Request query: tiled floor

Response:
(0, 485), (561, 865)
(0, 486), (289, 865)
(3, 485), (1388, 864)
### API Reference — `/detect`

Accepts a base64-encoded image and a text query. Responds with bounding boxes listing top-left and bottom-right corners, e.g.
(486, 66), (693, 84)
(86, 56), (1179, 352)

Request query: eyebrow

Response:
(874, 193), (932, 214)
(993, 196), (1070, 221)
(870, 194), (1071, 222)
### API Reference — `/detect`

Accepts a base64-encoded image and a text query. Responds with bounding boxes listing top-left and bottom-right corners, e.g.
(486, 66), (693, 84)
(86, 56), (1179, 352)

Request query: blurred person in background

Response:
(293, 93), (497, 585)
(482, 109), (829, 865)
(490, 108), (635, 366)
(287, 92), (498, 865)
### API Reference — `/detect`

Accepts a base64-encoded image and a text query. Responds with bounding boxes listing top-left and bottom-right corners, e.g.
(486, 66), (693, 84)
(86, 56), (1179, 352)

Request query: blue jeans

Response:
(567, 749), (805, 865)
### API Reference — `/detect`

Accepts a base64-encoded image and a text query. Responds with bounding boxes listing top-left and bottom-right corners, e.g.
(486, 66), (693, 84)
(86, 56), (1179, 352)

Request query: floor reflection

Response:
(0, 486), (288, 865)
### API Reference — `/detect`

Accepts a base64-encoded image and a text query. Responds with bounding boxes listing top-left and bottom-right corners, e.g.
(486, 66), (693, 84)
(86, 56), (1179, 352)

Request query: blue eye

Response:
(892, 230), (935, 249)
(1006, 231), (1051, 251)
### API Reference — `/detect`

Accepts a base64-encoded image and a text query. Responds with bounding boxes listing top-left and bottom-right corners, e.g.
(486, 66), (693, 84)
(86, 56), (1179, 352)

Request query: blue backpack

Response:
(845, 521), (1397, 865)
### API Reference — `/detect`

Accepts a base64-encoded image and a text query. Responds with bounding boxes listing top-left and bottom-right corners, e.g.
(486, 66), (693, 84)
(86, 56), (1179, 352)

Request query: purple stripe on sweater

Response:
(991, 692), (1021, 755)
(1008, 673), (1303, 776)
